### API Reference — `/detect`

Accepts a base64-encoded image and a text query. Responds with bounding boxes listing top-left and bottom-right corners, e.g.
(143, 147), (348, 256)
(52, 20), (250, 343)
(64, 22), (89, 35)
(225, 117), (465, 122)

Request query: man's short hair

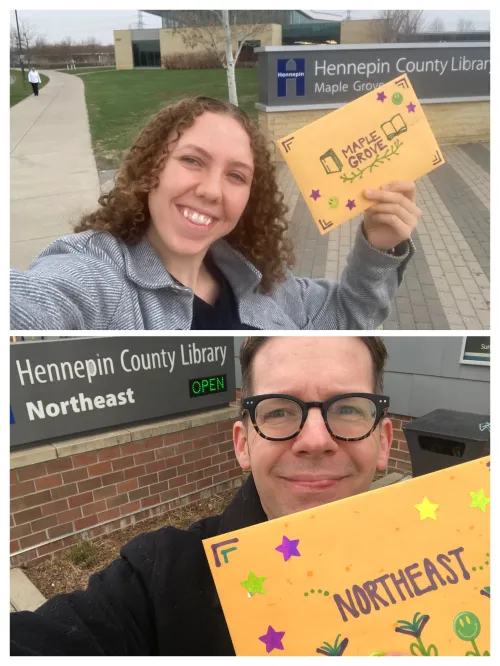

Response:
(239, 337), (388, 400)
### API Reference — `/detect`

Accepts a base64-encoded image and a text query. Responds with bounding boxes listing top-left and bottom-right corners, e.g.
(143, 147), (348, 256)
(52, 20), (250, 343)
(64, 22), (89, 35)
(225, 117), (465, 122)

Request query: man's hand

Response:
(362, 181), (421, 252)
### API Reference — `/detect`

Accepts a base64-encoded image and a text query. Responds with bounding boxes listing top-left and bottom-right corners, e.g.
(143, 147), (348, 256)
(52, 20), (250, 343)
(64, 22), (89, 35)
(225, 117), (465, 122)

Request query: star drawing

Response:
(275, 535), (301, 562)
(310, 189), (321, 201)
(407, 102), (416, 113)
(377, 91), (387, 102)
(346, 199), (356, 211)
(414, 497), (439, 520)
(240, 571), (267, 596)
(259, 625), (285, 653)
(469, 488), (490, 512)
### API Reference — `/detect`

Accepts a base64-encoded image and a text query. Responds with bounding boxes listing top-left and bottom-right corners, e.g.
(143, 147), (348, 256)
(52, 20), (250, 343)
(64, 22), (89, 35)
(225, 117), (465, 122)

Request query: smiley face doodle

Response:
(392, 92), (404, 105)
(328, 196), (339, 209)
(454, 612), (481, 641)
(453, 611), (489, 656)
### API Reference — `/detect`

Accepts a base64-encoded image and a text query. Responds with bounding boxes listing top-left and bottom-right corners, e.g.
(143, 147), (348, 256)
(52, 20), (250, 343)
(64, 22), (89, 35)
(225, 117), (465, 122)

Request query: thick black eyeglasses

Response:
(241, 393), (390, 442)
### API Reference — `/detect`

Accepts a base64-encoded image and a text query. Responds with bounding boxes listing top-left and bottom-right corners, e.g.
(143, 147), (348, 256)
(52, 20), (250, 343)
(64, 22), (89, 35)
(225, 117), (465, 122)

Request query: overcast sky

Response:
(10, 9), (490, 45)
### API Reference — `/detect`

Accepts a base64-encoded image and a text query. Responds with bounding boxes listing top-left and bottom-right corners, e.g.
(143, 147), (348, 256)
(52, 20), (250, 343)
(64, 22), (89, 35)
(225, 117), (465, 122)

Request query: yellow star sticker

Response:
(414, 497), (439, 520)
(469, 488), (490, 512)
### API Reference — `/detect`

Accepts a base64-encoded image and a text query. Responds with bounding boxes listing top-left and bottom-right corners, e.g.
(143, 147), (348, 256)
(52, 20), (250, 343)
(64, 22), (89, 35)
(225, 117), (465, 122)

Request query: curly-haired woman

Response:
(10, 96), (420, 330)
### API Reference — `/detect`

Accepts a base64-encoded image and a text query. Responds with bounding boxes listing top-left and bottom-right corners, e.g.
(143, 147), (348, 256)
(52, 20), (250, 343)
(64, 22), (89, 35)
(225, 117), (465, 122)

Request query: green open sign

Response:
(189, 374), (227, 398)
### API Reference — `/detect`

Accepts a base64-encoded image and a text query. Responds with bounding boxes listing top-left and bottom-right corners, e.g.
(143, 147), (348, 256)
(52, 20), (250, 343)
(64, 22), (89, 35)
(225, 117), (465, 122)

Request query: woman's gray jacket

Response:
(10, 228), (414, 330)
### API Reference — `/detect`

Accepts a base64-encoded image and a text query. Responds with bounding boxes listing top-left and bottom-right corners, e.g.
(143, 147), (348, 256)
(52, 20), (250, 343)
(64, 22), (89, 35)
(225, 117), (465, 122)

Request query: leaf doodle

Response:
(340, 140), (403, 185)
(395, 612), (438, 656)
(316, 634), (349, 656)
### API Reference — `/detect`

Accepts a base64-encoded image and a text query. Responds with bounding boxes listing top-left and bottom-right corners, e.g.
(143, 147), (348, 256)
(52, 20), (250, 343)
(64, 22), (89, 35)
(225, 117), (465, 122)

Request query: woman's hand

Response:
(362, 181), (421, 252)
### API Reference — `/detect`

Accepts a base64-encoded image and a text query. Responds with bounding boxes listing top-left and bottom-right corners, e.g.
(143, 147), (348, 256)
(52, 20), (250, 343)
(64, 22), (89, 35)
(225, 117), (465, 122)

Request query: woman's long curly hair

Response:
(74, 96), (295, 293)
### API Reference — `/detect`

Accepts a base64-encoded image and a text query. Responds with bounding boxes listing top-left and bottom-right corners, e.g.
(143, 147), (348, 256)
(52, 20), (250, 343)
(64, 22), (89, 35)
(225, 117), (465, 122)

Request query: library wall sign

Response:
(10, 337), (236, 448)
(256, 42), (490, 108)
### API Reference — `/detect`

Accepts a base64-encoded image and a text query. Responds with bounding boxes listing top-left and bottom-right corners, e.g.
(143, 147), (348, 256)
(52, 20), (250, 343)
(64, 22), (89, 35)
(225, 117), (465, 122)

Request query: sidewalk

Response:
(277, 143), (490, 330)
(10, 70), (100, 271)
(10, 567), (46, 613)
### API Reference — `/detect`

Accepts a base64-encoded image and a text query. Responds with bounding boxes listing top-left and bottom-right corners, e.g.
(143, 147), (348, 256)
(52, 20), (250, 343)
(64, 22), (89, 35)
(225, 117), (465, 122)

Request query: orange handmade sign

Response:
(278, 74), (445, 235)
(204, 457), (490, 656)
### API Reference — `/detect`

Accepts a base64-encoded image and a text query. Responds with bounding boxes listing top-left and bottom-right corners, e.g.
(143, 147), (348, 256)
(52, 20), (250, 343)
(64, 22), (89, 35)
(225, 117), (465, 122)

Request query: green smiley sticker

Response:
(453, 611), (489, 656)
(328, 196), (339, 209)
(392, 92), (404, 105)
(454, 612), (481, 641)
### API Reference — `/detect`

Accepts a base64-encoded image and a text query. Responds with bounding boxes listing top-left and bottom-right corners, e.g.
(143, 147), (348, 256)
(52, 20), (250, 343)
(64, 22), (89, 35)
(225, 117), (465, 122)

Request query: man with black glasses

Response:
(11, 337), (393, 656)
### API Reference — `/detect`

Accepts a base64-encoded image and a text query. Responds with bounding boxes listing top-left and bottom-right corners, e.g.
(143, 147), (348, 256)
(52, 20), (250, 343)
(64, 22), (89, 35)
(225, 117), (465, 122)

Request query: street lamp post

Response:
(15, 10), (25, 85)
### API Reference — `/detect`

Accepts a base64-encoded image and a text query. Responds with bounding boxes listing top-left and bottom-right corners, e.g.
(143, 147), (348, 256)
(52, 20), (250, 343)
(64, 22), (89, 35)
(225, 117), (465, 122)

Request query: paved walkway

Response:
(11, 72), (489, 328)
(10, 70), (100, 271)
(277, 143), (490, 330)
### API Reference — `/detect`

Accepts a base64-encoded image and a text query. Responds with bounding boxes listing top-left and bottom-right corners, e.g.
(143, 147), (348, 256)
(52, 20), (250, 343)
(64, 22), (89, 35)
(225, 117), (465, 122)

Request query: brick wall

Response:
(10, 403), (411, 568)
(259, 101), (490, 162)
(388, 412), (412, 475)
(423, 102), (490, 145)
(10, 407), (243, 568)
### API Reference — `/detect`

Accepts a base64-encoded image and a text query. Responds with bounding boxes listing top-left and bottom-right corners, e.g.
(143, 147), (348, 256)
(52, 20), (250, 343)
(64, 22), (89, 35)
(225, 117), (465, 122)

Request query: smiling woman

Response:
(10, 96), (420, 330)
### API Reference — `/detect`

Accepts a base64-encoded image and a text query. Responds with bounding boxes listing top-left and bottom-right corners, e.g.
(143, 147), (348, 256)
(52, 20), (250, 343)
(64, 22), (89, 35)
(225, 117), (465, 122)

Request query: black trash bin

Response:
(403, 409), (490, 477)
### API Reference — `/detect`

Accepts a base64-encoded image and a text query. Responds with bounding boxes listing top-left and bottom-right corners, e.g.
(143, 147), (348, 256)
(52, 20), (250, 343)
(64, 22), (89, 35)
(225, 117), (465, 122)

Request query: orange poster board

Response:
(204, 457), (490, 656)
(278, 74), (445, 235)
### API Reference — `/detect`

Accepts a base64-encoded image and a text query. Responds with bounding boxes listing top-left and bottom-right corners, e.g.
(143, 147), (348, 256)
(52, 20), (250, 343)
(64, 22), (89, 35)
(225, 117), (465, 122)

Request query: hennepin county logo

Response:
(277, 58), (306, 97)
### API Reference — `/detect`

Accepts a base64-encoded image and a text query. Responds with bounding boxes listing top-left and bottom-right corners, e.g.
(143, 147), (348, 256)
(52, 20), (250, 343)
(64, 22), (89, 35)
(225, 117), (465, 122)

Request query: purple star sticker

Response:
(310, 189), (321, 201)
(259, 625), (285, 653)
(346, 199), (356, 211)
(275, 535), (300, 562)
(407, 102), (416, 113)
(377, 91), (387, 102)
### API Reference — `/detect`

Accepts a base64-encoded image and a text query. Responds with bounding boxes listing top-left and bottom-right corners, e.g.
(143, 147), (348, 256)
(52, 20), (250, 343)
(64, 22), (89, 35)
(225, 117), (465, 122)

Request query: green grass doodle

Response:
(316, 634), (349, 656)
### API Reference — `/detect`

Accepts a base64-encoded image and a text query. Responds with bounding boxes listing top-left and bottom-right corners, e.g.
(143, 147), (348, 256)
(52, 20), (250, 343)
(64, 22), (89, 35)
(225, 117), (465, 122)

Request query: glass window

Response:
(132, 40), (161, 68)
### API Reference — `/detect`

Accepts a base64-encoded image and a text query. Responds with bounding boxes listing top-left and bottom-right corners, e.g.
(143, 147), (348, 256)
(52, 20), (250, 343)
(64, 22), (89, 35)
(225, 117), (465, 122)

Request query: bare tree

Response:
(11, 19), (39, 57)
(10, 26), (18, 51)
(79, 36), (99, 54)
(376, 10), (427, 42)
(428, 17), (445, 32)
(168, 10), (272, 105)
(457, 17), (476, 32)
(34, 35), (47, 49)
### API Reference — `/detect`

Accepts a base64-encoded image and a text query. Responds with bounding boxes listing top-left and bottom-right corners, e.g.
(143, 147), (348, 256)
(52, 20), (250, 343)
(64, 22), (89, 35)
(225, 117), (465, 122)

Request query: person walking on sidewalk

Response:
(28, 67), (41, 96)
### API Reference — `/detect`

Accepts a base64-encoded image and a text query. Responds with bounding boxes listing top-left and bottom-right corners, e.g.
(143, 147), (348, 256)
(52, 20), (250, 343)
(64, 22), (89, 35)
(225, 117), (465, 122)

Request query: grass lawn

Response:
(10, 69), (49, 107)
(76, 68), (258, 169)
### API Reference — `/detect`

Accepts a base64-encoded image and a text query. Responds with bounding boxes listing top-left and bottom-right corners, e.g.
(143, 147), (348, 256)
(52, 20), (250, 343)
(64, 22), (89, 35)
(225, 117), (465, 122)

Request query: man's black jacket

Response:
(10, 474), (267, 655)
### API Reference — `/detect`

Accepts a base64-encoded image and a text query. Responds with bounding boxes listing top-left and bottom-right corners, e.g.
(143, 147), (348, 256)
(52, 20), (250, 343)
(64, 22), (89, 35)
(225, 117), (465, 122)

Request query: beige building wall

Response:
(160, 23), (282, 59)
(113, 30), (133, 70)
(340, 19), (383, 44)
(259, 102), (490, 162)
